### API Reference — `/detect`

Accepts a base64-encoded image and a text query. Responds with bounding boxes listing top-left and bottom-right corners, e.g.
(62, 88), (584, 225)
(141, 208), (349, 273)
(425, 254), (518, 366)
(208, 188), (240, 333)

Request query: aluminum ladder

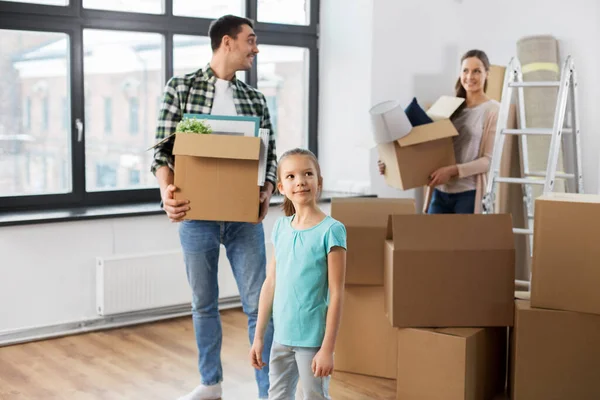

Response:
(481, 56), (584, 288)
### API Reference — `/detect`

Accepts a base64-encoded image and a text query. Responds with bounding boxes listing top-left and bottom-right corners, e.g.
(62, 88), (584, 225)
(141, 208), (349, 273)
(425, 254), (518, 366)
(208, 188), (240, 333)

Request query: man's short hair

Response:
(208, 15), (254, 51)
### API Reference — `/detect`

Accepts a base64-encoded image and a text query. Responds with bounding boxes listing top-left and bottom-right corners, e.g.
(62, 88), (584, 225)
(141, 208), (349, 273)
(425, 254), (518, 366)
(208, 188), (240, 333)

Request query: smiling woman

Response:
(424, 49), (500, 215)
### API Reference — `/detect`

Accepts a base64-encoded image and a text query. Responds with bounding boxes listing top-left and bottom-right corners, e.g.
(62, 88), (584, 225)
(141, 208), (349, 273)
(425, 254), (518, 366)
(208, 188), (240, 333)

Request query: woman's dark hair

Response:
(455, 49), (490, 99)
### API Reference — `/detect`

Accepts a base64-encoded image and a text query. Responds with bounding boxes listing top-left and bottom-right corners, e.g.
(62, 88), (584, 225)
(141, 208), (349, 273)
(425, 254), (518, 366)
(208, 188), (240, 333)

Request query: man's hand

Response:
(161, 184), (190, 222)
(428, 165), (458, 187)
(311, 349), (334, 378)
(258, 181), (274, 223)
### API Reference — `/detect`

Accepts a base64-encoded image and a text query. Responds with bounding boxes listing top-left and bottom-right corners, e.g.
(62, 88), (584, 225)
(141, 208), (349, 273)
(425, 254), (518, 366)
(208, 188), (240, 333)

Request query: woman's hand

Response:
(428, 165), (458, 187)
(377, 160), (386, 175)
(312, 349), (334, 377)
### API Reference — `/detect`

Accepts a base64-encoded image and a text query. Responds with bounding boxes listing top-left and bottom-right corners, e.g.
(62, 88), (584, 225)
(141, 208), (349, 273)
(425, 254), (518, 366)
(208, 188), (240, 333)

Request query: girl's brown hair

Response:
(455, 49), (490, 99)
(276, 148), (322, 217)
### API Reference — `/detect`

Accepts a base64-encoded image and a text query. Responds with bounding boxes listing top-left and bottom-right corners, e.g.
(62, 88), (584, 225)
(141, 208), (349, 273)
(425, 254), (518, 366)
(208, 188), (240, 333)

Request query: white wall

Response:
(318, 0), (374, 194)
(0, 203), (332, 335)
(321, 0), (600, 196)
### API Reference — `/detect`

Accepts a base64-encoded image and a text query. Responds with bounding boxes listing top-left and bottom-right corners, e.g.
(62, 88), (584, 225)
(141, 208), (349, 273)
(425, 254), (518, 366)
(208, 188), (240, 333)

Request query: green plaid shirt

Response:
(151, 64), (278, 187)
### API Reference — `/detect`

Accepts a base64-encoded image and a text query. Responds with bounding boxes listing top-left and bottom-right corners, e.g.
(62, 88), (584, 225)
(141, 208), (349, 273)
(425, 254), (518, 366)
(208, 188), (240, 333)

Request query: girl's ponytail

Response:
(282, 196), (296, 217)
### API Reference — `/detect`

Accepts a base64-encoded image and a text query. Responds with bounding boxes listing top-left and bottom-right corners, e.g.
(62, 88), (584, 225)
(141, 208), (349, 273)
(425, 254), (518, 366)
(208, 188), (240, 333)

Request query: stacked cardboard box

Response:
(385, 213), (515, 399)
(331, 198), (515, 399)
(331, 198), (415, 379)
(510, 193), (600, 399)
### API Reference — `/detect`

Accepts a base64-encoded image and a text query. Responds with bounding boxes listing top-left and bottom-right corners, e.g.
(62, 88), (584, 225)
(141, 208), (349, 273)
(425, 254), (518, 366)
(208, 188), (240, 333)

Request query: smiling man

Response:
(151, 15), (277, 400)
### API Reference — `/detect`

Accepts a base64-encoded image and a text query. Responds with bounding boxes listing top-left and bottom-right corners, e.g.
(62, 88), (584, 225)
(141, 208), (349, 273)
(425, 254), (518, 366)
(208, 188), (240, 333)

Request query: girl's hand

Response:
(428, 165), (458, 187)
(311, 349), (334, 377)
(249, 339), (266, 370)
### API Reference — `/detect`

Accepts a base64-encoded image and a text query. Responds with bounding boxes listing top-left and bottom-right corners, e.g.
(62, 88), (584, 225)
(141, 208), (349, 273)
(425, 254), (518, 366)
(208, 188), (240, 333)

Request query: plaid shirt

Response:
(151, 64), (278, 187)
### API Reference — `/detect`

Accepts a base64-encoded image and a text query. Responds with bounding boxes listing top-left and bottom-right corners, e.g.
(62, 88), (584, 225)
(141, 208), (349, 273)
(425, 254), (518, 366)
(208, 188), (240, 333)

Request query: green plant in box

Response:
(176, 118), (213, 134)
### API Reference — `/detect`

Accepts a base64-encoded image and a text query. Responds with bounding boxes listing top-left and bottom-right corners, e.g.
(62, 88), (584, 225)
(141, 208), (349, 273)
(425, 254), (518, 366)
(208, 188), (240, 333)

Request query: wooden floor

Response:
(0, 309), (397, 400)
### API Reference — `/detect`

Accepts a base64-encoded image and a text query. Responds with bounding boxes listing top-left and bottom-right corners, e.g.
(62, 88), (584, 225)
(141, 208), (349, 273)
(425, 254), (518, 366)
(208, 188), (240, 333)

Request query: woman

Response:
(378, 49), (499, 214)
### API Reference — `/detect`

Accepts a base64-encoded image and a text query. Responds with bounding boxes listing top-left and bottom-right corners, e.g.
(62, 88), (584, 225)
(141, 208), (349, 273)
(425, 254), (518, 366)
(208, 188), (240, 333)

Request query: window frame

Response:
(0, 0), (319, 213)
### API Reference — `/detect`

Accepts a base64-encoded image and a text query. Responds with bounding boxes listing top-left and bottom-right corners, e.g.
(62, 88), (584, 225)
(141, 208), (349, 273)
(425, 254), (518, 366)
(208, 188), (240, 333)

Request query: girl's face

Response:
(277, 155), (321, 207)
(461, 56), (488, 95)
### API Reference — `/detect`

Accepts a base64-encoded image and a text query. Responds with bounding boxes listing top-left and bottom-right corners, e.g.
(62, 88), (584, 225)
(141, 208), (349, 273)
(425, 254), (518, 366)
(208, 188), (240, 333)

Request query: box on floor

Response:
(531, 193), (600, 316)
(396, 327), (507, 400)
(510, 299), (600, 400)
(384, 213), (515, 328)
(330, 197), (415, 286)
(334, 286), (397, 379)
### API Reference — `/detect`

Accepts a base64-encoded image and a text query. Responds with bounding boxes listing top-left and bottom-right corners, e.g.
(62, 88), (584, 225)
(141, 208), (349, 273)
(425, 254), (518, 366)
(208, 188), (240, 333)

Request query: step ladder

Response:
(481, 56), (584, 286)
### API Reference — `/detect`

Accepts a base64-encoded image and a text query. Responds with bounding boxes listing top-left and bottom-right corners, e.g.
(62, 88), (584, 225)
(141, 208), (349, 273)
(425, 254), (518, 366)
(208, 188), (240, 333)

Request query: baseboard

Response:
(0, 296), (242, 347)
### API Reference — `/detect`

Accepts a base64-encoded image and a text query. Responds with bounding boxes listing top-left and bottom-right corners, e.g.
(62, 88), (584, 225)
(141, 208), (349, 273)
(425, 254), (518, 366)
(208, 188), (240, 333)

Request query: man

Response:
(151, 15), (277, 400)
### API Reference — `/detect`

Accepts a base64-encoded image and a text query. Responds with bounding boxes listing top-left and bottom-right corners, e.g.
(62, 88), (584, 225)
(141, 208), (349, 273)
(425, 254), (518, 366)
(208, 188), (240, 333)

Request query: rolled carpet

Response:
(516, 34), (566, 196)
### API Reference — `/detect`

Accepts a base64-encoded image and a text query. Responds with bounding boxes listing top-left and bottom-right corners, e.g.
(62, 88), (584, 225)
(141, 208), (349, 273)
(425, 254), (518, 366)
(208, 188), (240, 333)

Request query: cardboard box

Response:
(335, 286), (397, 379)
(531, 193), (600, 316)
(330, 198), (415, 285)
(510, 300), (600, 400)
(486, 65), (507, 102)
(384, 214), (515, 328)
(397, 327), (507, 400)
(165, 133), (261, 223)
(377, 96), (462, 191)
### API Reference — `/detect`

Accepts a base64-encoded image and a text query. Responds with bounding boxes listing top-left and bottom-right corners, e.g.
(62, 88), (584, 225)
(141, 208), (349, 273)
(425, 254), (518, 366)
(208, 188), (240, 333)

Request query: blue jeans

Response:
(428, 189), (476, 214)
(179, 220), (274, 399)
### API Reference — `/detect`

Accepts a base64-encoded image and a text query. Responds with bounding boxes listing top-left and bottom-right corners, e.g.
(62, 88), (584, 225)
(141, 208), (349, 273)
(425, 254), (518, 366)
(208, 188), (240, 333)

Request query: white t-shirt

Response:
(211, 78), (237, 116)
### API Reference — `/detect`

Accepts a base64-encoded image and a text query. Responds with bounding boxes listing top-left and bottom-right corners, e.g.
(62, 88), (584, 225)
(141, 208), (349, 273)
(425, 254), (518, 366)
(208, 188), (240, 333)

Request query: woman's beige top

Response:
(424, 99), (500, 214)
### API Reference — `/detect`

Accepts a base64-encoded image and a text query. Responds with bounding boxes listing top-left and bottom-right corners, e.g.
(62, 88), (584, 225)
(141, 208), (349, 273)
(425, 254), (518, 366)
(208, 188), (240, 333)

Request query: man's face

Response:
(226, 24), (259, 71)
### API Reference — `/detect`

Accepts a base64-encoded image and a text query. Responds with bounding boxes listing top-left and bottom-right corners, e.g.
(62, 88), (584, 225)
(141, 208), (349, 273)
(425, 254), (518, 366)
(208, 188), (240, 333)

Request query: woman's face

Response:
(461, 57), (488, 95)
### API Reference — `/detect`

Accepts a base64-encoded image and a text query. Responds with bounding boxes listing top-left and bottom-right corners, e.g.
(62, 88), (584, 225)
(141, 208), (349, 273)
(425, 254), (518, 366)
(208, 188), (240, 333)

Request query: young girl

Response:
(378, 49), (500, 214)
(249, 148), (347, 399)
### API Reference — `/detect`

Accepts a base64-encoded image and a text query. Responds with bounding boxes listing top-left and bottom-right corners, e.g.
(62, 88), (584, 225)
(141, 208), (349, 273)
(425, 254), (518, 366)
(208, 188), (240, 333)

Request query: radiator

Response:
(96, 250), (191, 316)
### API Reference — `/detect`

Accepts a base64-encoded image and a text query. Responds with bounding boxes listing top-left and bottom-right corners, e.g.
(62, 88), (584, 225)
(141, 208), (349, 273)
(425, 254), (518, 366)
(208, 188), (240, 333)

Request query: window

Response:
(62, 97), (69, 131)
(42, 96), (49, 131)
(104, 97), (112, 134)
(1, 0), (318, 213)
(129, 169), (141, 185)
(0, 29), (71, 198)
(3, 0), (68, 5)
(266, 95), (278, 132)
(95, 163), (117, 189)
(257, 45), (309, 155)
(173, 0), (244, 19)
(129, 98), (139, 135)
(83, 29), (163, 193)
(83, 0), (163, 14)
(23, 97), (31, 130)
(258, 0), (310, 25)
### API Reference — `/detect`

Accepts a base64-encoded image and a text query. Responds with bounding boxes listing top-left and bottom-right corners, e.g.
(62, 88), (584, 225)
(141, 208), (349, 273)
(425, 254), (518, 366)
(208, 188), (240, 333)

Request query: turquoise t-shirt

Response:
(271, 214), (347, 347)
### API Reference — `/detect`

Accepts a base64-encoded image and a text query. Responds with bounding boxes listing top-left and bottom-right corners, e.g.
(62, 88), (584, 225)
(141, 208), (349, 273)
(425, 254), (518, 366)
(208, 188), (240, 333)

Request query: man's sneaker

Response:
(177, 383), (222, 400)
